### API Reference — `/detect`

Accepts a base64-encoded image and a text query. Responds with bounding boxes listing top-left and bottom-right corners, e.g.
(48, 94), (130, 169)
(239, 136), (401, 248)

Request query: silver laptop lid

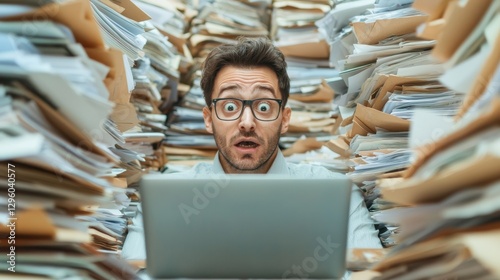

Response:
(140, 174), (351, 279)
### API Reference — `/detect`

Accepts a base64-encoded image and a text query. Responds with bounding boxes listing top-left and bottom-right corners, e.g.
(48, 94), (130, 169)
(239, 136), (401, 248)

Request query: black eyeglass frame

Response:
(211, 98), (283, 121)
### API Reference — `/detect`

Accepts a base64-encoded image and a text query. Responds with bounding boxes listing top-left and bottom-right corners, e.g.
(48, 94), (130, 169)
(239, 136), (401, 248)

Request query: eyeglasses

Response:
(211, 98), (283, 121)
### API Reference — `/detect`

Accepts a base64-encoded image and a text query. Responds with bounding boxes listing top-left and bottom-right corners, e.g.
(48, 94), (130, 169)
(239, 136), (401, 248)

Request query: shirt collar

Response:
(212, 152), (225, 174)
(212, 149), (289, 175)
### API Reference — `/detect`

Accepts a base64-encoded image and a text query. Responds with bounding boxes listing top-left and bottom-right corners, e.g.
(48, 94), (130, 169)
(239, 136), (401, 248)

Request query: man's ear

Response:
(280, 107), (291, 135)
(203, 106), (213, 134)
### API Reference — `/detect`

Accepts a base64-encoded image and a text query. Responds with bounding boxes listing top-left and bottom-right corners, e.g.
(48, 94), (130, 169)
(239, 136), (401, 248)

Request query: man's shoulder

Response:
(286, 161), (345, 178)
(174, 162), (215, 177)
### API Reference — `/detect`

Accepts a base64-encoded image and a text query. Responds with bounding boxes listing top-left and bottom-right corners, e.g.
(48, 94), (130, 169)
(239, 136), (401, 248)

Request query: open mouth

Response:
(235, 141), (259, 148)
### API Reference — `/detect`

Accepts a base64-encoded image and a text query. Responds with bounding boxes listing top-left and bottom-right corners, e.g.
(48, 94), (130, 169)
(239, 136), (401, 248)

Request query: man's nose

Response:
(238, 106), (256, 132)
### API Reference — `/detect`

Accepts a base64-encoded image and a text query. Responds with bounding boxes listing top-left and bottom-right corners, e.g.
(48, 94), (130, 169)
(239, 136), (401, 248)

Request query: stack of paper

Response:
(0, 0), (194, 277)
(371, 102), (500, 278)
(153, 71), (217, 166)
(272, 0), (332, 61)
(316, 0), (374, 77)
(132, 0), (192, 52)
(189, 0), (271, 57)
(281, 77), (338, 153)
(381, 85), (463, 119)
(177, 79), (206, 111)
(316, 0), (374, 50)
(280, 106), (337, 154)
(347, 30), (434, 106)
(311, 1), (461, 250)
(320, 2), (467, 167)
(141, 27), (181, 80)
(422, 0), (500, 120)
(272, 1), (337, 143)
(355, 1), (500, 277)
(120, 2), (198, 173)
(0, 207), (137, 278)
(271, 0), (341, 153)
(89, 0), (199, 176)
(0, 2), (138, 275)
(317, 1), (439, 107)
(133, 0), (194, 75)
(128, 31), (180, 172)
(279, 2), (424, 249)
(90, 0), (148, 63)
(87, 0), (185, 177)
(77, 206), (130, 253)
(166, 106), (207, 134)
(413, 0), (495, 65)
(163, 74), (217, 159)
(347, 139), (410, 183)
(287, 68), (338, 105)
(163, 99), (218, 166)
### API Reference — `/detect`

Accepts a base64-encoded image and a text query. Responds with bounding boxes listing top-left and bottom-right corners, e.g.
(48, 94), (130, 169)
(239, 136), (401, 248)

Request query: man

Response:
(122, 37), (381, 279)
(197, 36), (291, 174)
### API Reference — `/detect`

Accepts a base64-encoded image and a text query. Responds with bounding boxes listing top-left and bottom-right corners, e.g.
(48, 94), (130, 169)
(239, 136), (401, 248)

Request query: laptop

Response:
(140, 174), (352, 279)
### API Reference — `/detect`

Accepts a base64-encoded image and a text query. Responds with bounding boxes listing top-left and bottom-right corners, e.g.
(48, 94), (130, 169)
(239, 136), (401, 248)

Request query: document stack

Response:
(0, 0), (178, 277)
(361, 0), (500, 278)
(0, 0), (189, 279)
(190, 0), (271, 58)
(91, 0), (223, 255)
(86, 0), (176, 250)
(280, 69), (339, 156)
(316, 0), (373, 67)
(272, 0), (331, 64)
(132, 0), (194, 78)
(88, 0), (174, 177)
(127, 26), (182, 173)
(164, 103), (218, 166)
(312, 0), (470, 247)
(270, 1), (343, 154)
(116, 1), (197, 170)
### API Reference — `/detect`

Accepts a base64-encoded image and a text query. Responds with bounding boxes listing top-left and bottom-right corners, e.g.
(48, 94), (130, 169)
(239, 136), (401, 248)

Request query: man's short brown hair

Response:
(200, 37), (290, 107)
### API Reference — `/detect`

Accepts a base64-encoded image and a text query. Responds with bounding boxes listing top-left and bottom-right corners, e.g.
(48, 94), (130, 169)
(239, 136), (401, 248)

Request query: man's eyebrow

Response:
(219, 84), (240, 95)
(255, 85), (276, 97)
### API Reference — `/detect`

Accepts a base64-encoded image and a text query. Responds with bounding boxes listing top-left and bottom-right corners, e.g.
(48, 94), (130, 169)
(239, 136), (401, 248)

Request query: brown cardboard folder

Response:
(0, 208), (91, 243)
(324, 136), (352, 158)
(351, 15), (428, 45)
(0, 0), (104, 49)
(430, 0), (493, 62)
(111, 0), (151, 22)
(351, 104), (410, 135)
(371, 75), (426, 111)
(86, 48), (139, 131)
(86, 48), (131, 105)
(405, 99), (500, 179)
(278, 40), (330, 59)
(380, 151), (500, 205)
(416, 18), (445, 40)
(289, 80), (335, 103)
(372, 228), (500, 278)
(412, 0), (449, 21)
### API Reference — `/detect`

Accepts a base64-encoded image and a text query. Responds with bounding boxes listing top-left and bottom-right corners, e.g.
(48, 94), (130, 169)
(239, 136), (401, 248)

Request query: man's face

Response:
(202, 66), (291, 174)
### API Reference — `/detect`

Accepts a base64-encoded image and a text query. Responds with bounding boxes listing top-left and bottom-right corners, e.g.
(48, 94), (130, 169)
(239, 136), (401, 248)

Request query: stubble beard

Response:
(213, 124), (282, 173)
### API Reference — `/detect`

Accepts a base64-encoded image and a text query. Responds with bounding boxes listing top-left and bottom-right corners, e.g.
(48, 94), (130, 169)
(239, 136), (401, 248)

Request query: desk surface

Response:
(126, 254), (383, 280)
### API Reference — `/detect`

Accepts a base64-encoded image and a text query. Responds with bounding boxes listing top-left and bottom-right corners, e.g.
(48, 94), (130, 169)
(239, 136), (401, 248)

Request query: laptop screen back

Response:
(140, 174), (351, 279)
